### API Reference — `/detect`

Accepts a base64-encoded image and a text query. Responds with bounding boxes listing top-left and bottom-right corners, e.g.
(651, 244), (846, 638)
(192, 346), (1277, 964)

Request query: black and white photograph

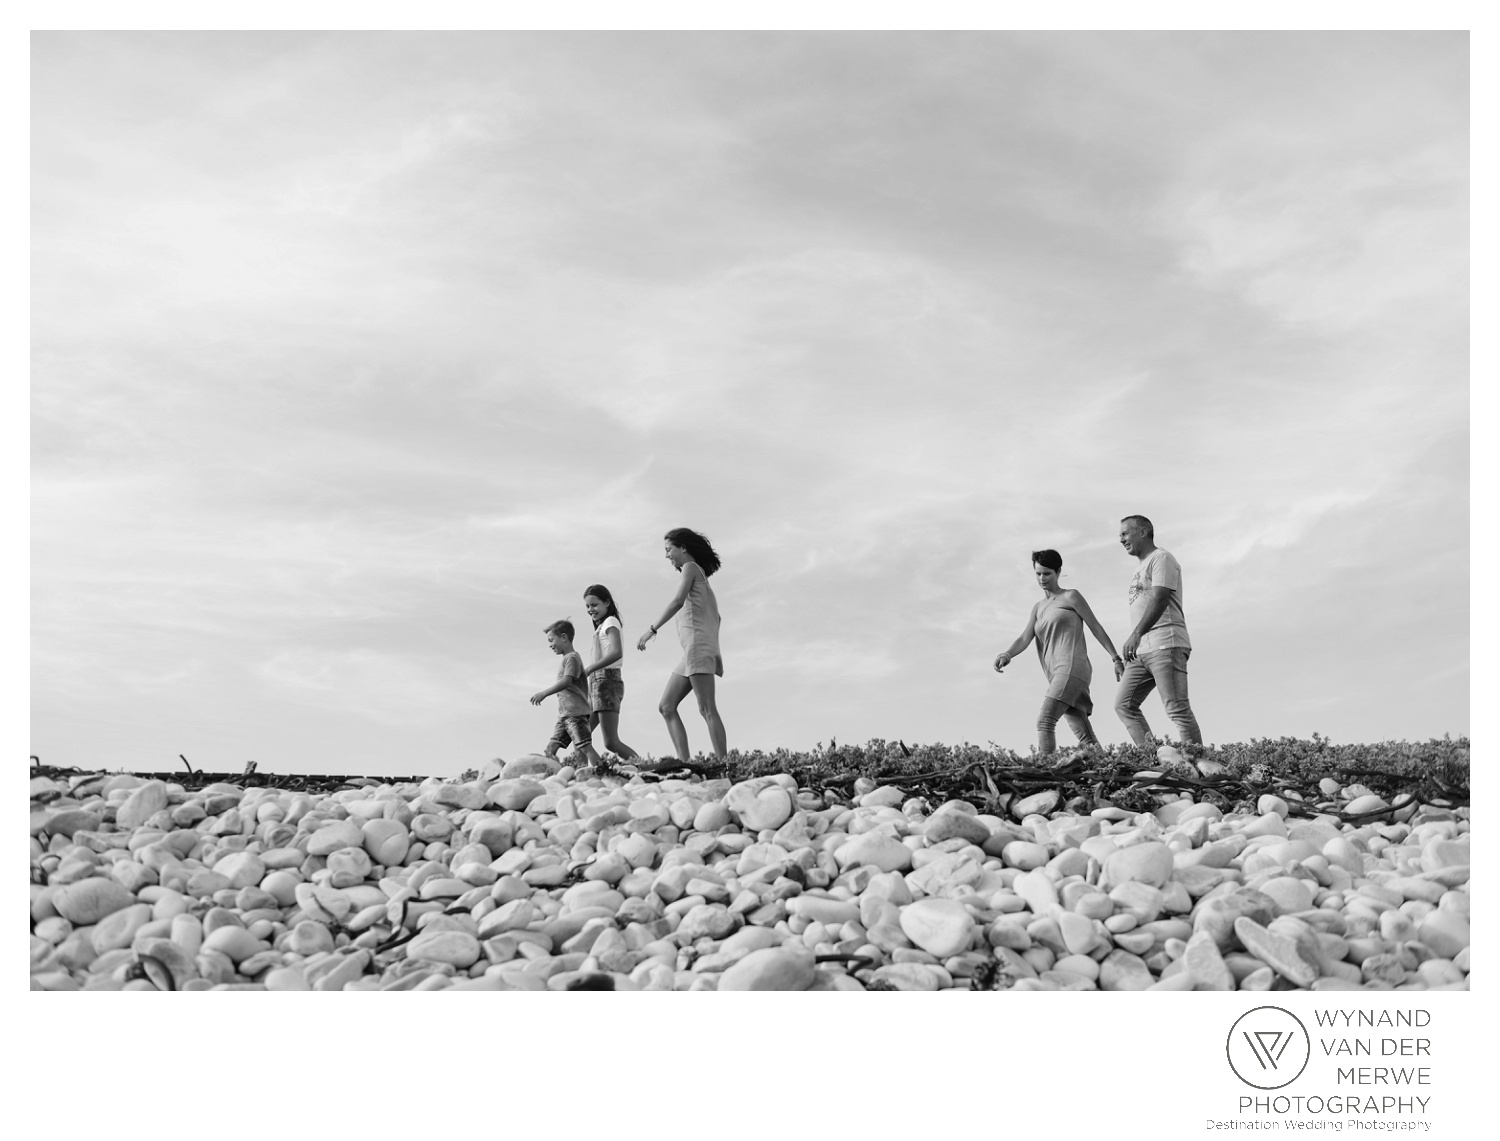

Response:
(25, 8), (1481, 1138)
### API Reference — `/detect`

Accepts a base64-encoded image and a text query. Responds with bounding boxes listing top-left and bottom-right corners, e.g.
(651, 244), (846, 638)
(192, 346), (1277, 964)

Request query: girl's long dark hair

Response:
(664, 528), (722, 577)
(582, 584), (621, 627)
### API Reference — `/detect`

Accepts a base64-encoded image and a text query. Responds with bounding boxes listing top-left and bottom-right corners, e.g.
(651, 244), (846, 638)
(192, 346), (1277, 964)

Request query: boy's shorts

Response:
(589, 669), (624, 714)
(546, 715), (592, 752)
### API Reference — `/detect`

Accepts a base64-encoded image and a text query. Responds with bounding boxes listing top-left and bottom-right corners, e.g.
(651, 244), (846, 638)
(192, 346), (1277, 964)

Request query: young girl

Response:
(994, 549), (1122, 756)
(580, 584), (640, 763)
(637, 527), (726, 765)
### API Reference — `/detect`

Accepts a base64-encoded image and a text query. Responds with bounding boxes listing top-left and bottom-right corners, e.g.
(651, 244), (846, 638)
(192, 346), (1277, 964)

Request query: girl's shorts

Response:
(590, 669), (624, 714)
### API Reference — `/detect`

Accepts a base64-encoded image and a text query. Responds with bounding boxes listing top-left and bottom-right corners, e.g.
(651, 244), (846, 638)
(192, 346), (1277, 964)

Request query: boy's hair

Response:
(664, 527), (722, 576)
(582, 584), (621, 626)
(1031, 549), (1063, 572)
(544, 619), (575, 641)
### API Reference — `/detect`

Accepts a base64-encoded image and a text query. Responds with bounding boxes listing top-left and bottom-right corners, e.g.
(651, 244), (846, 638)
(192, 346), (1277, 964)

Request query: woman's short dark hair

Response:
(582, 584), (620, 627)
(664, 528), (722, 577)
(1031, 549), (1063, 572)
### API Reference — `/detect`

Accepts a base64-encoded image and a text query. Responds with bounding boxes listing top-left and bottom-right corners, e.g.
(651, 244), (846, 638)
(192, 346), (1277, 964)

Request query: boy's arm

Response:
(529, 677), (567, 705)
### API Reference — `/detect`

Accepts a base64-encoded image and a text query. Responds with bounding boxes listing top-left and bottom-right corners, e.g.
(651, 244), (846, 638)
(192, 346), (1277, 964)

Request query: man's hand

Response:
(529, 692), (546, 706)
(1122, 632), (1141, 661)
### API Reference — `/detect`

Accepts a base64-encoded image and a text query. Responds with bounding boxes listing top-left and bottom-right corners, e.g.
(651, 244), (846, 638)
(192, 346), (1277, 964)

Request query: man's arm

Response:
(1121, 586), (1174, 660)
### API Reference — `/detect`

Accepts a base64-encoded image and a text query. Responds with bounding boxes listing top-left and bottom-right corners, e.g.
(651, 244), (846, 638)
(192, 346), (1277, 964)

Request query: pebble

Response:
(26, 764), (1469, 993)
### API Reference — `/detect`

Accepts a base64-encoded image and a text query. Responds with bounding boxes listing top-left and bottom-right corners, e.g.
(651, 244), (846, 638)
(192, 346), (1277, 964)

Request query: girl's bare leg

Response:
(596, 711), (639, 760)
(657, 674), (694, 762)
(688, 674), (727, 759)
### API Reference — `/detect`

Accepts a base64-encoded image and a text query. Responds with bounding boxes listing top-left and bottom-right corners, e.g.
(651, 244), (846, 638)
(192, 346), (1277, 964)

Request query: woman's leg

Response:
(688, 674), (728, 759)
(1062, 706), (1101, 749)
(596, 711), (639, 760)
(657, 673), (694, 762)
(1036, 697), (1069, 756)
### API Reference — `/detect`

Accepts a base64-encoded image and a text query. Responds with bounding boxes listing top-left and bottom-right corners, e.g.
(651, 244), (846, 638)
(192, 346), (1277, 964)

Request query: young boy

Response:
(529, 619), (604, 770)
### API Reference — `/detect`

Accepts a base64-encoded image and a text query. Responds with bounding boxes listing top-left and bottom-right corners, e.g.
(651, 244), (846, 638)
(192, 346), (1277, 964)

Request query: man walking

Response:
(1114, 514), (1203, 747)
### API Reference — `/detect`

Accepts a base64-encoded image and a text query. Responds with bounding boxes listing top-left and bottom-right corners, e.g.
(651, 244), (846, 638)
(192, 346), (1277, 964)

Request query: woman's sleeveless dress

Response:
(1034, 595), (1092, 713)
(674, 570), (723, 677)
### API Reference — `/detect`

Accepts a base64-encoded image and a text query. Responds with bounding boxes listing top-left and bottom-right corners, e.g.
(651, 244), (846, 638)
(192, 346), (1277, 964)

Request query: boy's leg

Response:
(1113, 658), (1157, 746)
(543, 718), (569, 758)
(566, 717), (601, 768)
(658, 674), (694, 762)
(688, 674), (727, 759)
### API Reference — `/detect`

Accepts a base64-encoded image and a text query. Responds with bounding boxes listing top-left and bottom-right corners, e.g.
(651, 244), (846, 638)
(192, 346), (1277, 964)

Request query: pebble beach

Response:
(29, 751), (1471, 992)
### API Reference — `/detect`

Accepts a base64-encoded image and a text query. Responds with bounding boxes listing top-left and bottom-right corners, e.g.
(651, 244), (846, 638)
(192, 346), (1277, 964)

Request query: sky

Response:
(29, 30), (1470, 777)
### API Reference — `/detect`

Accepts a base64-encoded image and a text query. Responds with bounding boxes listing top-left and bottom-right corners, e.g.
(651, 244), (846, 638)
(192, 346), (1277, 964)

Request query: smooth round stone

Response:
(834, 832), (913, 873)
(307, 820), (364, 856)
(693, 802), (731, 831)
(786, 896), (860, 926)
(264, 966), (311, 991)
(1052, 953), (1101, 981)
(1345, 794), (1390, 817)
(724, 779), (794, 832)
(924, 811), (991, 846)
(501, 754), (562, 779)
(1058, 912), (1098, 956)
(116, 781), (170, 830)
(1421, 839), (1469, 872)
(213, 852), (267, 889)
(1258, 876), (1316, 916)
(288, 920), (335, 956)
(677, 904), (739, 941)
(406, 929), (482, 968)
(1190, 889), (1277, 951)
(870, 962), (944, 990)
(1012, 870), (1059, 913)
(1011, 790), (1060, 819)
(202, 925), (268, 963)
(1417, 911), (1469, 958)
(361, 818), (411, 866)
(899, 899), (974, 958)
(326, 847), (373, 887)
(1000, 841), (1050, 871)
(1257, 795), (1290, 818)
(408, 813), (453, 842)
(260, 848), (307, 871)
(718, 947), (816, 991)
(489, 779), (545, 812)
(857, 786), (905, 809)
(91, 903), (153, 953)
(261, 870), (302, 906)
(52, 878), (135, 925)
(1102, 842), (1174, 889)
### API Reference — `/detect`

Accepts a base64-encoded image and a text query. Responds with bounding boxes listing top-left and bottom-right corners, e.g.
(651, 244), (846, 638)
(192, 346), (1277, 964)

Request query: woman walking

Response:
(637, 527), (726, 766)
(994, 549), (1122, 756)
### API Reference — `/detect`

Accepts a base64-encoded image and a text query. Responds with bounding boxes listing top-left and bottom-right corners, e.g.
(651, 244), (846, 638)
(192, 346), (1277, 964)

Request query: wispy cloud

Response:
(31, 32), (1467, 772)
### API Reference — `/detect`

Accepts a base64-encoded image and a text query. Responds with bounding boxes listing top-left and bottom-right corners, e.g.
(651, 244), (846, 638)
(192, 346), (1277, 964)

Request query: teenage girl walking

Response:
(637, 527), (727, 765)
(994, 548), (1122, 756)
(581, 584), (640, 763)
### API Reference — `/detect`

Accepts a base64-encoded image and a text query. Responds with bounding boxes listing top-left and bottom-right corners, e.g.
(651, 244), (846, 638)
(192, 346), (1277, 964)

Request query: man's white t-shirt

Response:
(1128, 549), (1191, 654)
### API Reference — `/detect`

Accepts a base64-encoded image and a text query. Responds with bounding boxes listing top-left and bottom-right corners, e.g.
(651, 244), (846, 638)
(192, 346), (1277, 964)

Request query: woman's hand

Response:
(993, 652), (1012, 672)
(637, 626), (657, 652)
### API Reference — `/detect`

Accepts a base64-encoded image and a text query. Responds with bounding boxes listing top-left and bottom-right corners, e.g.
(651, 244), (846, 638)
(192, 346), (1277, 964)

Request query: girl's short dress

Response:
(1033, 595), (1093, 714)
(589, 615), (625, 713)
(674, 568), (723, 678)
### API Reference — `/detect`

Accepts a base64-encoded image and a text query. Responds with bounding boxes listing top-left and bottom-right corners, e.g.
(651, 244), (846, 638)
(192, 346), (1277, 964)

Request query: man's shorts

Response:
(590, 669), (624, 714)
(546, 715), (592, 752)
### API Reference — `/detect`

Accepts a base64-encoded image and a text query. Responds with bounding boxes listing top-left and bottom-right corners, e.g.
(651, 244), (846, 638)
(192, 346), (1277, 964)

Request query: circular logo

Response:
(1226, 1005), (1311, 1089)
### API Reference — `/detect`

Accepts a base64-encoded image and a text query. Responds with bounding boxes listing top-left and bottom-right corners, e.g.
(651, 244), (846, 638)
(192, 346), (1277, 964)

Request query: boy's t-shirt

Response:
(1127, 548), (1191, 653)
(556, 651), (590, 716)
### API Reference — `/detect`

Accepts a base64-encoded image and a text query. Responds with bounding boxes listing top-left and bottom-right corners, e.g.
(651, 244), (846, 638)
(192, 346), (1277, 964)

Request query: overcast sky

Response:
(30, 31), (1469, 776)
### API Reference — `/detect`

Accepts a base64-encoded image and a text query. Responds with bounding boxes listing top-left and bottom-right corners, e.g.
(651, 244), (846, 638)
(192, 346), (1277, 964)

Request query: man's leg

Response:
(1144, 648), (1202, 745)
(1114, 658), (1157, 745)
